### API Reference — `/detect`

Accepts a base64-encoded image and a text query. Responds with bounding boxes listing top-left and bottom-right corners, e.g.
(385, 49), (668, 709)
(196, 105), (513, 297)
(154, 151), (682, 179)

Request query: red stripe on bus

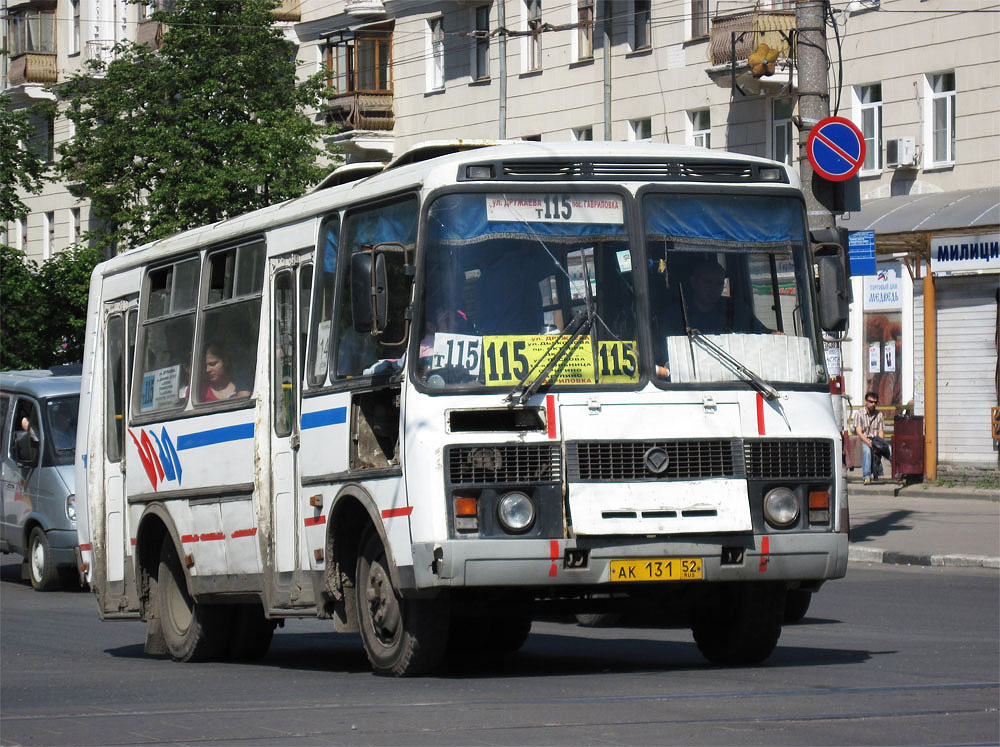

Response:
(546, 394), (556, 439)
(79, 543), (91, 551)
(200, 532), (225, 542)
(756, 393), (766, 435)
(304, 516), (326, 526)
(181, 535), (199, 543)
(130, 538), (136, 546)
(381, 507), (413, 519)
(549, 539), (560, 577)
(231, 528), (257, 538)
(759, 536), (770, 573)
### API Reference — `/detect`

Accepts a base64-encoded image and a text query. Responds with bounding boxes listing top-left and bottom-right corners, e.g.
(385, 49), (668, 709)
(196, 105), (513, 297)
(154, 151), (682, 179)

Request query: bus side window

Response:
(196, 241), (265, 404)
(335, 198), (416, 379)
(136, 258), (198, 414)
(307, 218), (338, 388)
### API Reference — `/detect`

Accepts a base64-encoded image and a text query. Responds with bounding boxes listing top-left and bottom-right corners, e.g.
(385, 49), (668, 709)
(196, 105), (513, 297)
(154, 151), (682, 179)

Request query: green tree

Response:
(0, 245), (45, 369)
(56, 0), (335, 254)
(0, 93), (48, 224)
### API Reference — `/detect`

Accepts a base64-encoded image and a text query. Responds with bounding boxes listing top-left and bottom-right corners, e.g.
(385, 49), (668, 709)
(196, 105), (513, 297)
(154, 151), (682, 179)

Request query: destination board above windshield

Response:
(485, 194), (624, 224)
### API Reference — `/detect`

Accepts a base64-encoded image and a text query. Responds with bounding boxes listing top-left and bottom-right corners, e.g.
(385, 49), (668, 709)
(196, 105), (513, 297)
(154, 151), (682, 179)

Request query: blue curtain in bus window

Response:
(427, 194), (626, 246)
(322, 223), (338, 273)
(644, 194), (806, 245)
(351, 200), (417, 246)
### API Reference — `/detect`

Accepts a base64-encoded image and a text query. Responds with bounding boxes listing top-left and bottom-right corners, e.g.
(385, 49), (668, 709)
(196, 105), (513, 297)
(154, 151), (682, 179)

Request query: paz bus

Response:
(76, 141), (850, 676)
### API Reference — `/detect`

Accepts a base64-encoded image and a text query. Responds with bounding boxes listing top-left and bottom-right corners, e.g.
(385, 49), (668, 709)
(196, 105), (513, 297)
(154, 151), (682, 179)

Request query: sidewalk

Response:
(846, 476), (1000, 569)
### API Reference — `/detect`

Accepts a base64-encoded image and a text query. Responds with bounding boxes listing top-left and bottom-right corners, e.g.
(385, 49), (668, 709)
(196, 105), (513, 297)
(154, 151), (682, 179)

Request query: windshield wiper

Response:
(686, 327), (779, 401)
(505, 308), (594, 407)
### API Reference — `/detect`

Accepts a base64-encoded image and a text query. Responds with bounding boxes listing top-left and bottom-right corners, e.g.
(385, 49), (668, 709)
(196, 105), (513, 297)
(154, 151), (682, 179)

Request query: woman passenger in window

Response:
(200, 342), (250, 401)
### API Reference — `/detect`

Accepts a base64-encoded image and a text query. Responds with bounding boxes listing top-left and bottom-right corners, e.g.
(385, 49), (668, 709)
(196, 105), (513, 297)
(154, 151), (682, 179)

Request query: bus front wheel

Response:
(356, 529), (448, 676)
(157, 537), (231, 662)
(692, 583), (784, 666)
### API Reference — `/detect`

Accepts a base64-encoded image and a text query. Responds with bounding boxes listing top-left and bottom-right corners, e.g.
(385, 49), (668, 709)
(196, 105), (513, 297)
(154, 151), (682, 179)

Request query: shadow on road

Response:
(849, 509), (913, 543)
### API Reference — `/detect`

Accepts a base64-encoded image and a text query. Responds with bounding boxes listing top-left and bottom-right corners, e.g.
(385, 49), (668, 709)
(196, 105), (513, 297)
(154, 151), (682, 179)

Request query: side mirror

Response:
(351, 250), (388, 334)
(13, 430), (39, 466)
(815, 250), (849, 332)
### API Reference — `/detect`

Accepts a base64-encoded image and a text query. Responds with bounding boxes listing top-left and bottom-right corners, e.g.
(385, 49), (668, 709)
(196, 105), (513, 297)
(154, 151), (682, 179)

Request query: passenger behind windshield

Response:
(46, 398), (78, 453)
(680, 255), (771, 335)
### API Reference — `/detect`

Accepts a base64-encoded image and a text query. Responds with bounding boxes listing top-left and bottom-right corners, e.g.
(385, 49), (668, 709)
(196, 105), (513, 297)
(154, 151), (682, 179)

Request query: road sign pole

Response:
(795, 0), (834, 232)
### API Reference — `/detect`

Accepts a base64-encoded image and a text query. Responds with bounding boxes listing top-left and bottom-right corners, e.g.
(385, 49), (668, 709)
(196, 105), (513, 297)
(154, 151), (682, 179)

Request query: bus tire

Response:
(784, 589), (812, 623)
(227, 603), (276, 660)
(157, 537), (231, 662)
(356, 529), (448, 676)
(692, 583), (784, 666)
(27, 527), (60, 591)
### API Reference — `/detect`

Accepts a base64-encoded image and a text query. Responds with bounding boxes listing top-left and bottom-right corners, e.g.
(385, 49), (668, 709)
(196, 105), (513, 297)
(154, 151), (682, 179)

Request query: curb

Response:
(849, 545), (1000, 569)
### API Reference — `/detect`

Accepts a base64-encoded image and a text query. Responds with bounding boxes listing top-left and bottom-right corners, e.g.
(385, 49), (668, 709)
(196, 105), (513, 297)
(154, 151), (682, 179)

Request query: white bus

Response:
(76, 142), (851, 675)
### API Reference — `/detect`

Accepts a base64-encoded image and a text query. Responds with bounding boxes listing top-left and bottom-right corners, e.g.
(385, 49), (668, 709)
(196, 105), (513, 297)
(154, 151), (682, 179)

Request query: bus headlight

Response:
(763, 487), (799, 528)
(66, 494), (77, 522)
(497, 492), (535, 533)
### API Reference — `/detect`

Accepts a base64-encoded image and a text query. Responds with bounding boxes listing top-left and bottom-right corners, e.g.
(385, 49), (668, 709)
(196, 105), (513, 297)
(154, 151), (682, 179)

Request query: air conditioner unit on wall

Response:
(886, 137), (917, 168)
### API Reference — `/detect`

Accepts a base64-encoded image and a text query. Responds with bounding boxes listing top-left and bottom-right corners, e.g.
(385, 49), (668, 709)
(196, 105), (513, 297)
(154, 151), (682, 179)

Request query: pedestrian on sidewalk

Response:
(854, 390), (890, 484)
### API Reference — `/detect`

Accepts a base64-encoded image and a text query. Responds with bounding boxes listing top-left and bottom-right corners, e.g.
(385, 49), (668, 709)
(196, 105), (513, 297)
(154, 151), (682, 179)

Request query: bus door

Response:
(98, 298), (139, 616)
(267, 253), (314, 609)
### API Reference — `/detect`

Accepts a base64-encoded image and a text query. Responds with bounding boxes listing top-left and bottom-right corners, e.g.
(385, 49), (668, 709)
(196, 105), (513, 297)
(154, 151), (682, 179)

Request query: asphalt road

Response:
(1, 556), (997, 746)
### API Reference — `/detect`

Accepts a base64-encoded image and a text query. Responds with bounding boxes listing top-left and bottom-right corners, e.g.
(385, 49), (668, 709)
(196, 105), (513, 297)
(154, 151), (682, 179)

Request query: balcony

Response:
(85, 39), (117, 67)
(710, 8), (794, 66)
(7, 53), (58, 86)
(708, 8), (795, 94)
(327, 92), (394, 131)
(272, 0), (300, 22)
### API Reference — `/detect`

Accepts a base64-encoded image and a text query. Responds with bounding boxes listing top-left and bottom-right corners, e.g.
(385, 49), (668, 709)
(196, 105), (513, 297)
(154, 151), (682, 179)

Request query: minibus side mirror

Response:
(351, 250), (388, 334)
(815, 247), (850, 332)
(13, 430), (39, 466)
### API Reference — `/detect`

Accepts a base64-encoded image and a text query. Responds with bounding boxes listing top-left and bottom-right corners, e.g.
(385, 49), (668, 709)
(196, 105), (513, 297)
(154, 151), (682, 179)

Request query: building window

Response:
(772, 98), (795, 166)
(426, 17), (445, 92)
(691, 0), (708, 39)
(855, 83), (882, 172)
(690, 109), (710, 148)
(7, 9), (56, 56)
(69, 208), (81, 245)
(629, 118), (652, 142)
(572, 126), (593, 141)
(524, 0), (542, 72)
(926, 72), (956, 165)
(473, 5), (490, 80)
(322, 29), (392, 94)
(18, 219), (28, 253)
(43, 212), (54, 260)
(576, 0), (594, 61)
(630, 0), (651, 51)
(71, 0), (81, 55)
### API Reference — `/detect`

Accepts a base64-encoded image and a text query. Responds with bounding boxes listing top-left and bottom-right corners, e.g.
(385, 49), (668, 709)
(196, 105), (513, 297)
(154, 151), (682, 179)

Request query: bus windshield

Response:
(643, 192), (826, 387)
(418, 192), (638, 390)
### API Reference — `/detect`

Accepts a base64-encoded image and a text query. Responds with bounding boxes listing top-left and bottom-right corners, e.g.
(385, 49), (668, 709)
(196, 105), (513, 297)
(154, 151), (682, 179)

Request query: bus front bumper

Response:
(407, 532), (848, 591)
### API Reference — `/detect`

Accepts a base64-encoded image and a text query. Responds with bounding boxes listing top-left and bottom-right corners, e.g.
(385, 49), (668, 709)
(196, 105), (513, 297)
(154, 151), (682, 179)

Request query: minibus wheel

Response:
(27, 527), (59, 591)
(691, 582), (784, 666)
(157, 537), (231, 662)
(356, 529), (448, 676)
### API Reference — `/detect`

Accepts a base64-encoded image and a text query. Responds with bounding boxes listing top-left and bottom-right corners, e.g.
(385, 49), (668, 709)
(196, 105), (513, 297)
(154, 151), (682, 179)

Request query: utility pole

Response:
(795, 0), (835, 233)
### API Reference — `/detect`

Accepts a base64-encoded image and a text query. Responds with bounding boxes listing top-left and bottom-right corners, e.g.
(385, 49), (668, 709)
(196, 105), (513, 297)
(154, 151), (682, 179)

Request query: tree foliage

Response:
(0, 93), (48, 224)
(0, 244), (100, 370)
(56, 0), (335, 254)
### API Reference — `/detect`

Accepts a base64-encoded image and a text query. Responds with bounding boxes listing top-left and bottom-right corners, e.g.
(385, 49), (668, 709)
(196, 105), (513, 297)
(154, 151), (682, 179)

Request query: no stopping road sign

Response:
(807, 116), (866, 181)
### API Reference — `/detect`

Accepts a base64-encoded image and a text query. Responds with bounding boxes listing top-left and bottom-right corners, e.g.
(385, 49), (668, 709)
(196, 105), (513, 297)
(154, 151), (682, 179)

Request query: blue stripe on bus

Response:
(176, 423), (255, 450)
(301, 407), (347, 430)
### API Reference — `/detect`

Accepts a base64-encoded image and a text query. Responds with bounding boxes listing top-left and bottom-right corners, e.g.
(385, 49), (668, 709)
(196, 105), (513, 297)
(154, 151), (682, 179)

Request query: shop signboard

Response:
(930, 232), (1000, 275)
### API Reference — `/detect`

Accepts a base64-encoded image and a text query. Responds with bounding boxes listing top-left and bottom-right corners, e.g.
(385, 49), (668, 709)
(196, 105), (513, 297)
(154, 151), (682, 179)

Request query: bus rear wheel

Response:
(157, 537), (231, 662)
(356, 529), (448, 676)
(692, 583), (784, 666)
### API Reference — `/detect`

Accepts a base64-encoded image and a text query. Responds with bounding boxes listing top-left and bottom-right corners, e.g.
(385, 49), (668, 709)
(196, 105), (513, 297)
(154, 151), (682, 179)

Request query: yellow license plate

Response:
(609, 557), (703, 582)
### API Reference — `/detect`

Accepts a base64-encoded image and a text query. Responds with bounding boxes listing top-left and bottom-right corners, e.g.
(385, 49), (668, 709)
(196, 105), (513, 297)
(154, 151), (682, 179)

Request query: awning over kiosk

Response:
(839, 187), (999, 235)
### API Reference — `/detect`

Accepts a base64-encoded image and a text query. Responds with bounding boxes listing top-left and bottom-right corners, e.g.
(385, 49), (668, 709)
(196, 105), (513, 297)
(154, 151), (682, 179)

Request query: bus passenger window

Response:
(307, 218), (339, 388)
(137, 259), (198, 413)
(196, 241), (264, 404)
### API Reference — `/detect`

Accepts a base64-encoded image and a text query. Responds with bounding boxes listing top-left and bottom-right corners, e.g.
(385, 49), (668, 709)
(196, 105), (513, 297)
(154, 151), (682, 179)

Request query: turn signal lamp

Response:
(454, 495), (479, 533)
(808, 490), (831, 525)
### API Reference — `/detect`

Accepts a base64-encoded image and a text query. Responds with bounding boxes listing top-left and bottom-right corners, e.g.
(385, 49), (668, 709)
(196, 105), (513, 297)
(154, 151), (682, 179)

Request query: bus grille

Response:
(499, 159), (764, 183)
(744, 439), (834, 479)
(447, 444), (561, 485)
(567, 440), (740, 481)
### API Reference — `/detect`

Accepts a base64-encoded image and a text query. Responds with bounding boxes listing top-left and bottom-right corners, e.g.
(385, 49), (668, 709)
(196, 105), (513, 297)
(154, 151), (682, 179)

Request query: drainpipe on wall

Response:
(498, 0), (507, 139)
(602, 0), (612, 140)
(922, 253), (937, 481)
